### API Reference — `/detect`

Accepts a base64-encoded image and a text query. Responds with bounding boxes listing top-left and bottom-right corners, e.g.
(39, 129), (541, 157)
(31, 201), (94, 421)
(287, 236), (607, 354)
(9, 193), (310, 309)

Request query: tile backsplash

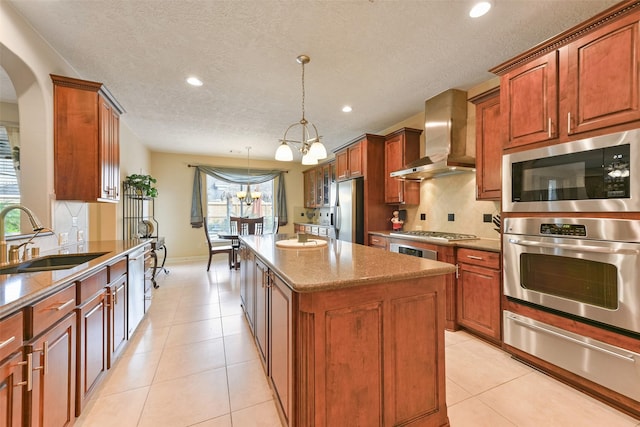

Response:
(404, 172), (501, 239)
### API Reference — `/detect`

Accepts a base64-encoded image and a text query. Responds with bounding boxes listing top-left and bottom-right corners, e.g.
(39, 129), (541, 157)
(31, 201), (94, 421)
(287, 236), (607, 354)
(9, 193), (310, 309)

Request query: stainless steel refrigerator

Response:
(334, 178), (364, 244)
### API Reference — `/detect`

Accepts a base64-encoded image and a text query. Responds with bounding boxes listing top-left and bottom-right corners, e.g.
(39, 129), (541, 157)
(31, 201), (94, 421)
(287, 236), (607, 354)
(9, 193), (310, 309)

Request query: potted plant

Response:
(125, 174), (158, 198)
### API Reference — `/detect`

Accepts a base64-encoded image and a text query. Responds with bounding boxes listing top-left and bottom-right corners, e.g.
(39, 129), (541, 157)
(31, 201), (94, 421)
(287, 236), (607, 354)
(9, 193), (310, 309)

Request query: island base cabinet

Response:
(0, 351), (24, 427)
(269, 273), (293, 425)
(295, 277), (448, 427)
(26, 312), (76, 427)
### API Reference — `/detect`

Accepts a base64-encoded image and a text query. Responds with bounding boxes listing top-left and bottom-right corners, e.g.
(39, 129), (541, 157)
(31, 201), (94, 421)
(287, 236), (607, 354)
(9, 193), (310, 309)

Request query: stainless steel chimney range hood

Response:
(391, 89), (475, 180)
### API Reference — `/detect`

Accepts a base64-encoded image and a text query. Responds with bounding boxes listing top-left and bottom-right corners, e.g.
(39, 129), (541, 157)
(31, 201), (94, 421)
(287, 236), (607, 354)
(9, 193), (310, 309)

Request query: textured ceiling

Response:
(4, 0), (620, 160)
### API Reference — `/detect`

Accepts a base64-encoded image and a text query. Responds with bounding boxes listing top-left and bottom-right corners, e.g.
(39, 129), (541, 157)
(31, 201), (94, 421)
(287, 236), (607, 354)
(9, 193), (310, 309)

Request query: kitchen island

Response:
(239, 234), (456, 427)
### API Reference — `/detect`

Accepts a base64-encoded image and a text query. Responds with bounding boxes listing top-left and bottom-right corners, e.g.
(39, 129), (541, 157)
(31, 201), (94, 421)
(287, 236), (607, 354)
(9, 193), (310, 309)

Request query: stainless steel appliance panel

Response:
(503, 217), (640, 334)
(128, 247), (145, 338)
(335, 178), (364, 244)
(389, 243), (437, 260)
(504, 311), (640, 402)
(503, 129), (640, 212)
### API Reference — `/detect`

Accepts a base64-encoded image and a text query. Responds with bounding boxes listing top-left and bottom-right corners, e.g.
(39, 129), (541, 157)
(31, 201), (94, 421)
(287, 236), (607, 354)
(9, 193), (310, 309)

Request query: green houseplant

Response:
(125, 174), (158, 198)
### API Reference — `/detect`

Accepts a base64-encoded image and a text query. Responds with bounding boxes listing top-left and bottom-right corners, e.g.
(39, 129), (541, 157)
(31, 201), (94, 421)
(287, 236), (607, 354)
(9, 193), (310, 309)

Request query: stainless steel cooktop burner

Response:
(389, 230), (478, 242)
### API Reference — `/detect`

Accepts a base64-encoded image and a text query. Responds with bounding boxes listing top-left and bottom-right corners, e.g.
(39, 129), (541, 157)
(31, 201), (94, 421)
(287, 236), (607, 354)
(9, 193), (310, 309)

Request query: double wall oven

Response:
(502, 129), (640, 406)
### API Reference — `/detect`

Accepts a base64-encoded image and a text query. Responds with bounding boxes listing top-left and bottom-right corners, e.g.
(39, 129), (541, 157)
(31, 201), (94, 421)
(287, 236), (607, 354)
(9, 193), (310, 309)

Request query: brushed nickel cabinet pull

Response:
(0, 335), (15, 350)
(54, 298), (76, 311)
(548, 117), (552, 138)
(567, 112), (572, 133)
(34, 341), (49, 375)
(466, 255), (483, 260)
(16, 353), (33, 391)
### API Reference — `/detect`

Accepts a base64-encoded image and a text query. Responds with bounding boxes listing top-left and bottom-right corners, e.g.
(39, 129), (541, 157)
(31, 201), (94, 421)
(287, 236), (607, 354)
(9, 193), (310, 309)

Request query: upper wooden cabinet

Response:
(493, 3), (640, 150)
(52, 74), (125, 202)
(303, 169), (316, 208)
(335, 141), (364, 180)
(384, 128), (422, 205)
(470, 89), (501, 200)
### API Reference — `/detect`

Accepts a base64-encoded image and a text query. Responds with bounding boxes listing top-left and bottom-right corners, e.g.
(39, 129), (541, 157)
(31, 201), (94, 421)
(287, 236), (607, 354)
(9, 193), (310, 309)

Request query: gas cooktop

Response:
(389, 230), (478, 242)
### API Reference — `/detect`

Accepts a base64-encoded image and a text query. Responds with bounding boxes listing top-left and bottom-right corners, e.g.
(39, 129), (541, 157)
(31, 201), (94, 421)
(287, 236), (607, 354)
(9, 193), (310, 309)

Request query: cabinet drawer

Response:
(0, 311), (23, 361)
(108, 258), (127, 283)
(77, 267), (108, 303)
(457, 248), (500, 269)
(26, 284), (76, 339)
(368, 235), (388, 249)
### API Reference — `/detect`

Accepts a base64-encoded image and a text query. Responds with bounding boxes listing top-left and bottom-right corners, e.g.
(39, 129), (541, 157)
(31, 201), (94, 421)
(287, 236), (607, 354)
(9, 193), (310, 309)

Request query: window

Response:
(205, 175), (275, 234)
(0, 126), (20, 234)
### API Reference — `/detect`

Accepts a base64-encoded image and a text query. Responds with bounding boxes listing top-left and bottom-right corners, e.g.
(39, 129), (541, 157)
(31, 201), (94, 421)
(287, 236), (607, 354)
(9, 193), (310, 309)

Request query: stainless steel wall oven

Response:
(503, 217), (640, 403)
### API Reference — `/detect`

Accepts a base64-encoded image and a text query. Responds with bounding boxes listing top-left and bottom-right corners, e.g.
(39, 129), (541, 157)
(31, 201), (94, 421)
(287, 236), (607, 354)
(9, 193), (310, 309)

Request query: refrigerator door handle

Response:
(335, 206), (341, 231)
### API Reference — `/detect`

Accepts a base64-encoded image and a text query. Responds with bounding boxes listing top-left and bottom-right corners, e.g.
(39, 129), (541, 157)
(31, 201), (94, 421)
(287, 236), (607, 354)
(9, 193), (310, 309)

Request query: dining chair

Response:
(204, 229), (234, 271)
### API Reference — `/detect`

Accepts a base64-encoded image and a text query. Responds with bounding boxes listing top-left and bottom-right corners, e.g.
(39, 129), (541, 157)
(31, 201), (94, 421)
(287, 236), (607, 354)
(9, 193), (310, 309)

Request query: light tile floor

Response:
(75, 258), (640, 427)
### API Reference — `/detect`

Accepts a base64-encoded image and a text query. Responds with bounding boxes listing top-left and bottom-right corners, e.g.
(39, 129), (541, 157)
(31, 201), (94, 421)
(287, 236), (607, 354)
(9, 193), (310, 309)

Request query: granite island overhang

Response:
(239, 234), (454, 427)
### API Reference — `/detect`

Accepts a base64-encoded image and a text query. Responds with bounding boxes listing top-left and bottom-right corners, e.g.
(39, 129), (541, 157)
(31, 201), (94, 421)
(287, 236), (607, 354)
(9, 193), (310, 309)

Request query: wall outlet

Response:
(483, 214), (492, 223)
(420, 213), (426, 221)
(447, 213), (455, 222)
(58, 232), (69, 245)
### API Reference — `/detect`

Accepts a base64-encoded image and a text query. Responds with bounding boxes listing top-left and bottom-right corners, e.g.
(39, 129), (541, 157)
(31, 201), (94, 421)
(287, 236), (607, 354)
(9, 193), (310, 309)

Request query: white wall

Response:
(150, 151), (305, 260)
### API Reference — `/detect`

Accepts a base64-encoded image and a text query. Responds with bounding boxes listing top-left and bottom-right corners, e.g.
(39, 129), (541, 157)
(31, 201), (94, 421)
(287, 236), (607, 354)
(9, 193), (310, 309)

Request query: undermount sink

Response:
(0, 252), (108, 275)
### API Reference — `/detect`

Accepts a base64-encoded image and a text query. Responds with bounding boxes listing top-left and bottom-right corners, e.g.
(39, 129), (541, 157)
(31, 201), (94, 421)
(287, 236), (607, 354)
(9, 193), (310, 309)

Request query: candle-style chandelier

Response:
(237, 146), (261, 206)
(274, 54), (328, 165)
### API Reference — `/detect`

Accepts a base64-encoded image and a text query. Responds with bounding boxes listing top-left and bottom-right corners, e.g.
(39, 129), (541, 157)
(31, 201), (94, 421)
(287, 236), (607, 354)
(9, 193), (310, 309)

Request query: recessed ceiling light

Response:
(342, 105), (352, 113)
(186, 76), (203, 86)
(469, 1), (492, 18)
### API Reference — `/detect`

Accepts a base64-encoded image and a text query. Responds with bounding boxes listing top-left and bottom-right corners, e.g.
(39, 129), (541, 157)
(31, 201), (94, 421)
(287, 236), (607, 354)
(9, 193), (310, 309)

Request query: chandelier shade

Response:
(275, 55), (328, 164)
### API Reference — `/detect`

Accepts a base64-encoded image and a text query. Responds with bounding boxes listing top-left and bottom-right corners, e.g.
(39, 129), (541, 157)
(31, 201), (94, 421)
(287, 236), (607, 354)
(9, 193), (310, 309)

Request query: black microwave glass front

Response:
(503, 129), (640, 212)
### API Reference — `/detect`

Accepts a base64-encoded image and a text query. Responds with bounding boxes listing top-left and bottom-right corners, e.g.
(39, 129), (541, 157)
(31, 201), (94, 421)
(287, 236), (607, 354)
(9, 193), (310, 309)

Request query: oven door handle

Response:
(507, 314), (637, 363)
(508, 238), (639, 255)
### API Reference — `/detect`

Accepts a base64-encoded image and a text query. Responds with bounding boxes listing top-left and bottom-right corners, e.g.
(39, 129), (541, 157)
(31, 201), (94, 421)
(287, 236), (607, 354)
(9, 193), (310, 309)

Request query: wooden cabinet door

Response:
(368, 234), (388, 250)
(76, 290), (107, 415)
(269, 272), (293, 424)
(240, 247), (256, 333)
(335, 150), (349, 181)
(385, 135), (403, 204)
(457, 263), (501, 341)
(322, 163), (332, 206)
(254, 258), (269, 370)
(348, 143), (363, 177)
(99, 96), (120, 201)
(0, 351), (24, 427)
(565, 12), (640, 135)
(474, 90), (502, 200)
(501, 50), (559, 149)
(107, 275), (127, 368)
(27, 312), (76, 427)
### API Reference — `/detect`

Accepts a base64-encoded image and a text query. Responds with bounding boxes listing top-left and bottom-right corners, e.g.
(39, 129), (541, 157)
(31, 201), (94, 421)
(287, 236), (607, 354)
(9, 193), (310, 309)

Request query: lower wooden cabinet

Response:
(25, 312), (76, 427)
(268, 272), (293, 424)
(368, 233), (388, 250)
(107, 274), (127, 368)
(0, 351), (24, 427)
(239, 244), (256, 334)
(456, 248), (501, 342)
(254, 258), (269, 369)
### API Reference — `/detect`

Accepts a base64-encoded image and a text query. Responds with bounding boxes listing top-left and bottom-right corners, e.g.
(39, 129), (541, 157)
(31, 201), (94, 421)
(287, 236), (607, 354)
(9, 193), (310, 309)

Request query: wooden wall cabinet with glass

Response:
(494, 4), (640, 150)
(303, 169), (316, 208)
(470, 88), (501, 200)
(51, 74), (124, 202)
(456, 248), (501, 343)
(384, 128), (422, 205)
(303, 161), (334, 208)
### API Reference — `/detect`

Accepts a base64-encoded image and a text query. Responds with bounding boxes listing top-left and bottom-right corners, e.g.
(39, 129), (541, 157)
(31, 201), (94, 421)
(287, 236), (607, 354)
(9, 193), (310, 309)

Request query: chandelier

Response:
(275, 54), (328, 165)
(237, 146), (261, 206)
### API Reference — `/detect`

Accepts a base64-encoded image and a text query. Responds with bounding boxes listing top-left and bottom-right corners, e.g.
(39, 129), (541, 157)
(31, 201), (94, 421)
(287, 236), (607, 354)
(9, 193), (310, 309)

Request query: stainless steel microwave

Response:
(503, 129), (640, 212)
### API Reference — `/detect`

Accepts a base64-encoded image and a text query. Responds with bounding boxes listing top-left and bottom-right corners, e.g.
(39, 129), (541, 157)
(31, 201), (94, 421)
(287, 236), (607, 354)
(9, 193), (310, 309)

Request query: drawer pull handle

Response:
(466, 255), (483, 260)
(53, 298), (76, 311)
(34, 341), (49, 375)
(16, 353), (33, 391)
(0, 335), (15, 350)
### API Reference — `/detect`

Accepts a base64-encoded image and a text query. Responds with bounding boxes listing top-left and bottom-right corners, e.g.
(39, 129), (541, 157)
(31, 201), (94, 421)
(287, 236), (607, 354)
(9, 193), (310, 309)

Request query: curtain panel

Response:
(190, 165), (288, 228)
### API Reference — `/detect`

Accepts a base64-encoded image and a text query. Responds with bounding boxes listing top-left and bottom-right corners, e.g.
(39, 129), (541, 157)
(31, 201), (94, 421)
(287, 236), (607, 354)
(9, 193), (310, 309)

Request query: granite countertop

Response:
(241, 234), (456, 293)
(370, 230), (502, 253)
(0, 239), (149, 318)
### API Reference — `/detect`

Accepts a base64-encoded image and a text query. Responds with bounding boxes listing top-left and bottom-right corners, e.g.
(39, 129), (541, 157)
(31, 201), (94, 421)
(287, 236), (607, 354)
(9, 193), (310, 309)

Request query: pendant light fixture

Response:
(237, 146), (261, 206)
(275, 54), (328, 165)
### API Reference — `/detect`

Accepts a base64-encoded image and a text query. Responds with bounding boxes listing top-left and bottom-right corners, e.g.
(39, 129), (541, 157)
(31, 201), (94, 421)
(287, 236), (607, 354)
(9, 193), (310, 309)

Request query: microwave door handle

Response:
(508, 238), (639, 255)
